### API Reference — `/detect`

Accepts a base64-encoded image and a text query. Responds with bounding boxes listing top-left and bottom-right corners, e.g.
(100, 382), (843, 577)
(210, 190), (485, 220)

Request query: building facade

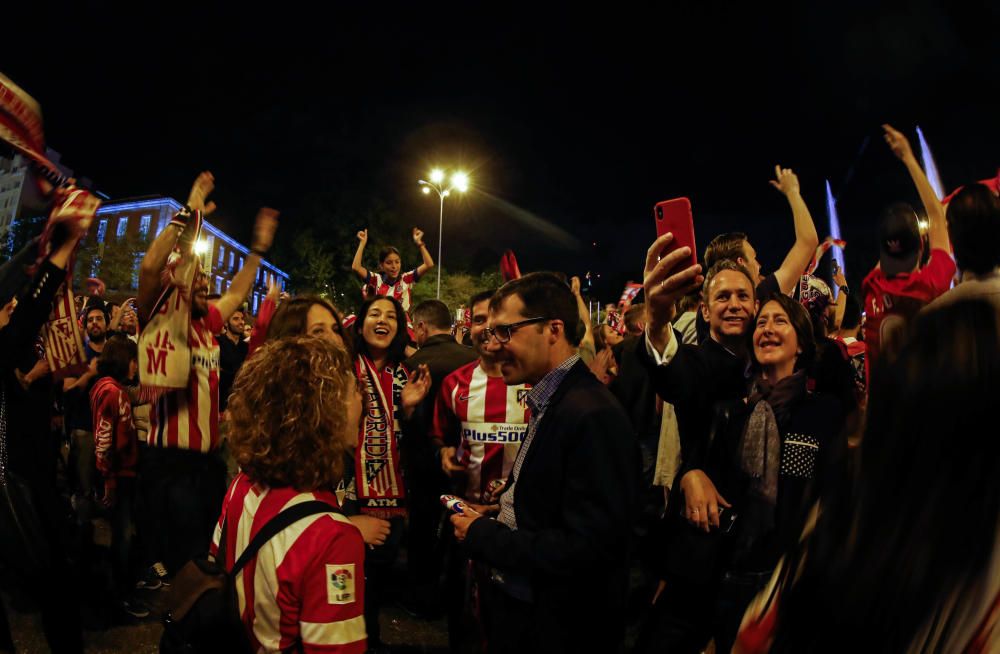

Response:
(93, 196), (289, 315)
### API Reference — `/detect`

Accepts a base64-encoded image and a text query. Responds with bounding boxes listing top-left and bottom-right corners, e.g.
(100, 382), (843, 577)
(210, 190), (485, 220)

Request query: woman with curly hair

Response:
(348, 295), (431, 649)
(209, 336), (367, 653)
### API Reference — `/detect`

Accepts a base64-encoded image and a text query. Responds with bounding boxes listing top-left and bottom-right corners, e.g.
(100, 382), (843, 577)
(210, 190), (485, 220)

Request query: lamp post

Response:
(418, 168), (469, 299)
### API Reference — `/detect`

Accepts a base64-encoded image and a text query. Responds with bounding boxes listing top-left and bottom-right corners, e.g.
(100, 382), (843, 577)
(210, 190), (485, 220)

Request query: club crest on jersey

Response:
(517, 389), (529, 408)
(326, 564), (356, 605)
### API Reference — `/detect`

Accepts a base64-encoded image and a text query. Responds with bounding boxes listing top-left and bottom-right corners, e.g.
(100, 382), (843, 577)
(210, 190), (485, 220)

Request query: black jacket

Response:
(636, 334), (750, 463)
(463, 360), (639, 653)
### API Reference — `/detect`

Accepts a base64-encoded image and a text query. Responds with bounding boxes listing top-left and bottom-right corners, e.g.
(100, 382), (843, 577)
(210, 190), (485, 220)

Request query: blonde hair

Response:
(227, 336), (355, 490)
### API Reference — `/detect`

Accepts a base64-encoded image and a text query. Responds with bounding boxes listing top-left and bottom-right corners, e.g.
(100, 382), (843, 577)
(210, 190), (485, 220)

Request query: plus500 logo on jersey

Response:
(462, 422), (528, 444)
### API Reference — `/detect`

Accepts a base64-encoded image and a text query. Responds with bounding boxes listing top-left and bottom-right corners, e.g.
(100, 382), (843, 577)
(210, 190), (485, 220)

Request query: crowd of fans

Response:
(1, 71), (999, 654)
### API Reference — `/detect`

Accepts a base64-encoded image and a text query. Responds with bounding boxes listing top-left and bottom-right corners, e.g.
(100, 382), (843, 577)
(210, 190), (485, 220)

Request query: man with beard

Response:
(217, 308), (248, 413)
(135, 172), (277, 581)
(63, 300), (110, 519)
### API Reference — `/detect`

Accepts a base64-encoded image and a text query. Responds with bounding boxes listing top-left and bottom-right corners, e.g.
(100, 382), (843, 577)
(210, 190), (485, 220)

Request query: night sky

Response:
(6, 1), (999, 299)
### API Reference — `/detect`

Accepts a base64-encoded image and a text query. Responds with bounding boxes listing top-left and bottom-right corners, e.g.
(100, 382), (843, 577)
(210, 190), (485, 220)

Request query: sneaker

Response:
(121, 599), (150, 619)
(152, 561), (171, 587)
(135, 565), (163, 590)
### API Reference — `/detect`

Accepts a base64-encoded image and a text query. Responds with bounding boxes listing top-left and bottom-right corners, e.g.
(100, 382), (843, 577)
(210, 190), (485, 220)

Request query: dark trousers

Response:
(0, 478), (83, 653)
(633, 570), (771, 654)
(363, 516), (405, 646)
(480, 581), (533, 654)
(138, 446), (226, 574)
(108, 476), (137, 598)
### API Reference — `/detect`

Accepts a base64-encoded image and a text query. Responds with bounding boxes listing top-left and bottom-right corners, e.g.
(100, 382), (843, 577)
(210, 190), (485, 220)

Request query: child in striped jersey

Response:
(351, 227), (435, 314)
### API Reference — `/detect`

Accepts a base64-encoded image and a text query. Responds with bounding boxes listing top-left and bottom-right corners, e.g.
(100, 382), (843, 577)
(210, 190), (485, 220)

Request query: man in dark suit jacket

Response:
(451, 273), (639, 654)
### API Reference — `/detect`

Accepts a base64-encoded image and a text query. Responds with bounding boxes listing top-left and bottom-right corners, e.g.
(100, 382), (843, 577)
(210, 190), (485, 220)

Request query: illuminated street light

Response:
(418, 169), (471, 299)
(194, 239), (209, 255)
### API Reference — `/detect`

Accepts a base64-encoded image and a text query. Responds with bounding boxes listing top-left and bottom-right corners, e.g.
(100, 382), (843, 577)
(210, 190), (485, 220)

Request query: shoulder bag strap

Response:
(230, 500), (341, 576)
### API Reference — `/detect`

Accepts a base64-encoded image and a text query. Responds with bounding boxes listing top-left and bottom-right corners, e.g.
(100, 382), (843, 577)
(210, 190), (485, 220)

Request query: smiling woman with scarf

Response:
(640, 293), (847, 654)
(346, 295), (430, 649)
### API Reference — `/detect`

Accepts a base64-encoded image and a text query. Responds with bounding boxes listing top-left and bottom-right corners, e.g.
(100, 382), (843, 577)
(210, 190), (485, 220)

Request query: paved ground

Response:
(4, 591), (448, 654)
(2, 516), (449, 654)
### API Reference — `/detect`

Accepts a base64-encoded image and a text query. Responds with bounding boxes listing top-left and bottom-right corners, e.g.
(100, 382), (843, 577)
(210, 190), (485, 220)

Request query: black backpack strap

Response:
(229, 500), (341, 576)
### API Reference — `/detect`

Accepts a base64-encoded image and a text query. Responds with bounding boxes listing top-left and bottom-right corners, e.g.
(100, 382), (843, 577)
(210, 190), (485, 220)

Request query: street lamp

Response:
(418, 169), (470, 299)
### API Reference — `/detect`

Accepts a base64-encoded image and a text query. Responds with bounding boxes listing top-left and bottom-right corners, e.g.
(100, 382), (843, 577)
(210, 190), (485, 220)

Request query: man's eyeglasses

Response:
(482, 317), (551, 344)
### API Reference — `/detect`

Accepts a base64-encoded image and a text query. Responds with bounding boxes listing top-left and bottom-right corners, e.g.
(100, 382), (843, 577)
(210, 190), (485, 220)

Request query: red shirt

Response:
(210, 474), (366, 654)
(861, 248), (955, 364)
(365, 269), (420, 313)
(430, 361), (530, 502)
(90, 376), (138, 488)
(148, 304), (223, 452)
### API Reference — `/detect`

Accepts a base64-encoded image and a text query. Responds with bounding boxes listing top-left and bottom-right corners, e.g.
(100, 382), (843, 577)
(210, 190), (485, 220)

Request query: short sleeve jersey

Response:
(365, 269), (420, 313)
(430, 361), (530, 502)
(211, 474), (366, 653)
(148, 304), (223, 452)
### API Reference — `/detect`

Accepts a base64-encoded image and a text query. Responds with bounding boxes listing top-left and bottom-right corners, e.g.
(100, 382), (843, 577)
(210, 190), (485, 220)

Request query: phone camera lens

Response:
(656, 207), (663, 218)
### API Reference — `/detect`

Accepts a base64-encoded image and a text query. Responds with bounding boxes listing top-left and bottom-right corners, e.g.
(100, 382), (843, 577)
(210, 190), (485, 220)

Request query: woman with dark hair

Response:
(737, 299), (1000, 653)
(638, 294), (846, 654)
(211, 336), (367, 653)
(351, 227), (434, 313)
(348, 295), (431, 649)
(90, 335), (146, 618)
(266, 295), (352, 353)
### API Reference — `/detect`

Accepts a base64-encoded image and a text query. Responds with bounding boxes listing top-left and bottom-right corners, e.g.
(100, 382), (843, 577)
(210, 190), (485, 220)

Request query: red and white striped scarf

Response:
(37, 187), (101, 379)
(354, 355), (407, 519)
(139, 210), (203, 394)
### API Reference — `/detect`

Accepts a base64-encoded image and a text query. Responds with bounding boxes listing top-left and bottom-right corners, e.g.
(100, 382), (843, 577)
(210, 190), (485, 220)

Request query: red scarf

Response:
(37, 187), (101, 379)
(354, 355), (408, 518)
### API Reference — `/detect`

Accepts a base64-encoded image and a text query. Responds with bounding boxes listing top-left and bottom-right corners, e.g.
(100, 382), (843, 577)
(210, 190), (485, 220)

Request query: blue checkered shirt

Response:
(497, 354), (580, 530)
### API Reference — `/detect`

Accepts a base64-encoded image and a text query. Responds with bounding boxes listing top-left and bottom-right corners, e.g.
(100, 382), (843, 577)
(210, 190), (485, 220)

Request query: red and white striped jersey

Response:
(430, 361), (531, 502)
(365, 269), (420, 313)
(210, 474), (366, 654)
(148, 304), (222, 452)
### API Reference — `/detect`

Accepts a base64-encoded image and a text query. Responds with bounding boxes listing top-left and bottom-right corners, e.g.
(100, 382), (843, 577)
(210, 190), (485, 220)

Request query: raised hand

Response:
(251, 208), (279, 254)
(186, 171), (217, 215)
(266, 275), (281, 303)
(570, 275), (582, 296)
(882, 124), (914, 162)
(643, 233), (703, 343)
(412, 227), (424, 246)
(357, 229), (368, 243)
(769, 165), (800, 197)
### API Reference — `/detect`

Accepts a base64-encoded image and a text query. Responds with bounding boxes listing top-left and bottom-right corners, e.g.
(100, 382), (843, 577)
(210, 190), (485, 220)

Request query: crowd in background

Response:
(2, 67), (999, 654)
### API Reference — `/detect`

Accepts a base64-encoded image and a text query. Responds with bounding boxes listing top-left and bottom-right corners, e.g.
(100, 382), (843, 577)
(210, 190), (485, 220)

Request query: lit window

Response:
(96, 219), (108, 243)
(132, 253), (142, 289)
(217, 245), (225, 267)
(140, 215), (151, 238)
(238, 256), (244, 270)
(228, 252), (234, 270)
(117, 216), (128, 238)
(215, 276), (223, 294)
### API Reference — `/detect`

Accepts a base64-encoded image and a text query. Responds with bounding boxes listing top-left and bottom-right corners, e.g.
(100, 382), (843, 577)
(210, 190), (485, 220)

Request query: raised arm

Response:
(351, 229), (369, 281)
(213, 208), (278, 322)
(137, 172), (216, 320)
(883, 124), (950, 253)
(570, 276), (595, 360)
(769, 166), (820, 294)
(413, 227), (435, 277)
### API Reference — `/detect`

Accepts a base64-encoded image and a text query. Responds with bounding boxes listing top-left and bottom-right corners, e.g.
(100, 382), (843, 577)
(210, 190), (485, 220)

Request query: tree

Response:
(410, 268), (502, 314)
(73, 231), (150, 293)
